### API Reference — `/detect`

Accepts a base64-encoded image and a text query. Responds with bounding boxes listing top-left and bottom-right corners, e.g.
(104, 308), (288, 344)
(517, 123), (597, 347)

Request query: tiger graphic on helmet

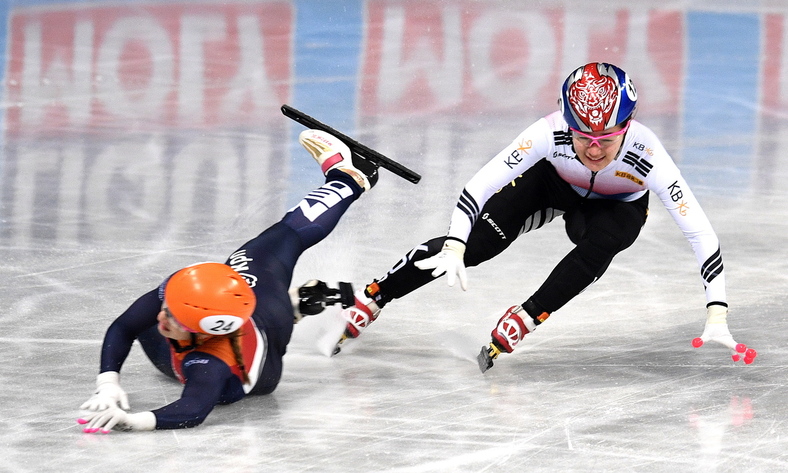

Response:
(559, 62), (637, 133)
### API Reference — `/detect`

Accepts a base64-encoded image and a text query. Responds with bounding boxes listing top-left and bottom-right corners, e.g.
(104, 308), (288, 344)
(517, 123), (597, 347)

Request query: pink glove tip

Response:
(735, 343), (747, 354)
(83, 427), (99, 433)
(744, 349), (757, 364)
(77, 418), (88, 425)
(691, 338), (704, 348)
(100, 429), (111, 434)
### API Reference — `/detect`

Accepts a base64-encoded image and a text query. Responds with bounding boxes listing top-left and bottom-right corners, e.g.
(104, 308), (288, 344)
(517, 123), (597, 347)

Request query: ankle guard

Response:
(523, 298), (551, 324)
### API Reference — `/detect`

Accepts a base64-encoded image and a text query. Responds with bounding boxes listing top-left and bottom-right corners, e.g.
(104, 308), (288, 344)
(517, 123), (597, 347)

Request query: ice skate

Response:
(290, 280), (355, 323)
(477, 305), (545, 373)
(282, 104), (421, 184)
(299, 129), (379, 191)
(332, 286), (381, 355)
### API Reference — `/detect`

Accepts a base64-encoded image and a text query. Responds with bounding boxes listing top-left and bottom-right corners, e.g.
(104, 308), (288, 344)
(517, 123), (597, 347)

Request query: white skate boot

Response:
(299, 129), (379, 191)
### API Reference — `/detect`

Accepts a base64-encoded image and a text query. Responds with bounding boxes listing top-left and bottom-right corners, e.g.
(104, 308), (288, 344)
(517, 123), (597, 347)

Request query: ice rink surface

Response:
(1, 0), (787, 471)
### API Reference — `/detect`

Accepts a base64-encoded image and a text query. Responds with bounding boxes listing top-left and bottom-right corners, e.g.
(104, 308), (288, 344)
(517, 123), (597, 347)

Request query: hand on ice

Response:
(692, 305), (757, 364)
(78, 407), (155, 433)
(80, 371), (130, 411)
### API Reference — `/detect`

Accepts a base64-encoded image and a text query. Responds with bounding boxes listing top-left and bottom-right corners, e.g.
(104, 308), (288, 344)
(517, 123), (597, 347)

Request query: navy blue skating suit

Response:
(96, 170), (361, 429)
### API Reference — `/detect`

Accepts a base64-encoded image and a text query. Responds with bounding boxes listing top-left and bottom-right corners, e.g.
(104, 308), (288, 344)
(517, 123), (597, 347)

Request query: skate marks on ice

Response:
(434, 304), (514, 365)
(291, 302), (488, 363)
(295, 308), (481, 360)
(436, 329), (482, 363)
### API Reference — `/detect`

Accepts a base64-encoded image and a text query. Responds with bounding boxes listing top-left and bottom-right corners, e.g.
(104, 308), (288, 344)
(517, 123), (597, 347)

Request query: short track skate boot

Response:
(290, 279), (355, 323)
(333, 283), (382, 355)
(299, 129), (379, 191)
(477, 303), (550, 373)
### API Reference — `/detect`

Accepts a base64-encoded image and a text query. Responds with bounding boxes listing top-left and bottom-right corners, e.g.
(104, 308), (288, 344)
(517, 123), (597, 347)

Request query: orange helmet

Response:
(164, 262), (256, 335)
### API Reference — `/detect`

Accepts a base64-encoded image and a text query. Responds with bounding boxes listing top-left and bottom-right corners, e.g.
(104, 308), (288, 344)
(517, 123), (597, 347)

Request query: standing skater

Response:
(335, 62), (756, 371)
(79, 128), (378, 432)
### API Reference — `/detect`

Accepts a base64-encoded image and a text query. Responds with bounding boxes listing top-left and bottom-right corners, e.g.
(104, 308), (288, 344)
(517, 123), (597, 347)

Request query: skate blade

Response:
(477, 346), (495, 373)
(281, 104), (421, 184)
(331, 333), (350, 356)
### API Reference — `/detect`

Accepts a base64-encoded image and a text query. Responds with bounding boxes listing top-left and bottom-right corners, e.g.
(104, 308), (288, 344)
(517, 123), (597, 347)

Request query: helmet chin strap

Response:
(168, 333), (201, 353)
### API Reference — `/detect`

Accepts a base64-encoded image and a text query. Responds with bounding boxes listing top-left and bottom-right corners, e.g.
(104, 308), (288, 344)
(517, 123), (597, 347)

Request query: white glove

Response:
(80, 371), (130, 411)
(78, 407), (156, 433)
(692, 305), (757, 364)
(415, 239), (468, 290)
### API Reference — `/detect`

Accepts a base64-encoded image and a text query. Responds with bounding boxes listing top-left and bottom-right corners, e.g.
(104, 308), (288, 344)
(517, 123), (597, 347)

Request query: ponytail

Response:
(227, 330), (250, 385)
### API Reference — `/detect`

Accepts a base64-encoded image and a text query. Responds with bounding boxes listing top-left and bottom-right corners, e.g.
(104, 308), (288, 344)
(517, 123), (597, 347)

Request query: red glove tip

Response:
(735, 343), (747, 354)
(732, 354), (741, 362)
(692, 338), (704, 348)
